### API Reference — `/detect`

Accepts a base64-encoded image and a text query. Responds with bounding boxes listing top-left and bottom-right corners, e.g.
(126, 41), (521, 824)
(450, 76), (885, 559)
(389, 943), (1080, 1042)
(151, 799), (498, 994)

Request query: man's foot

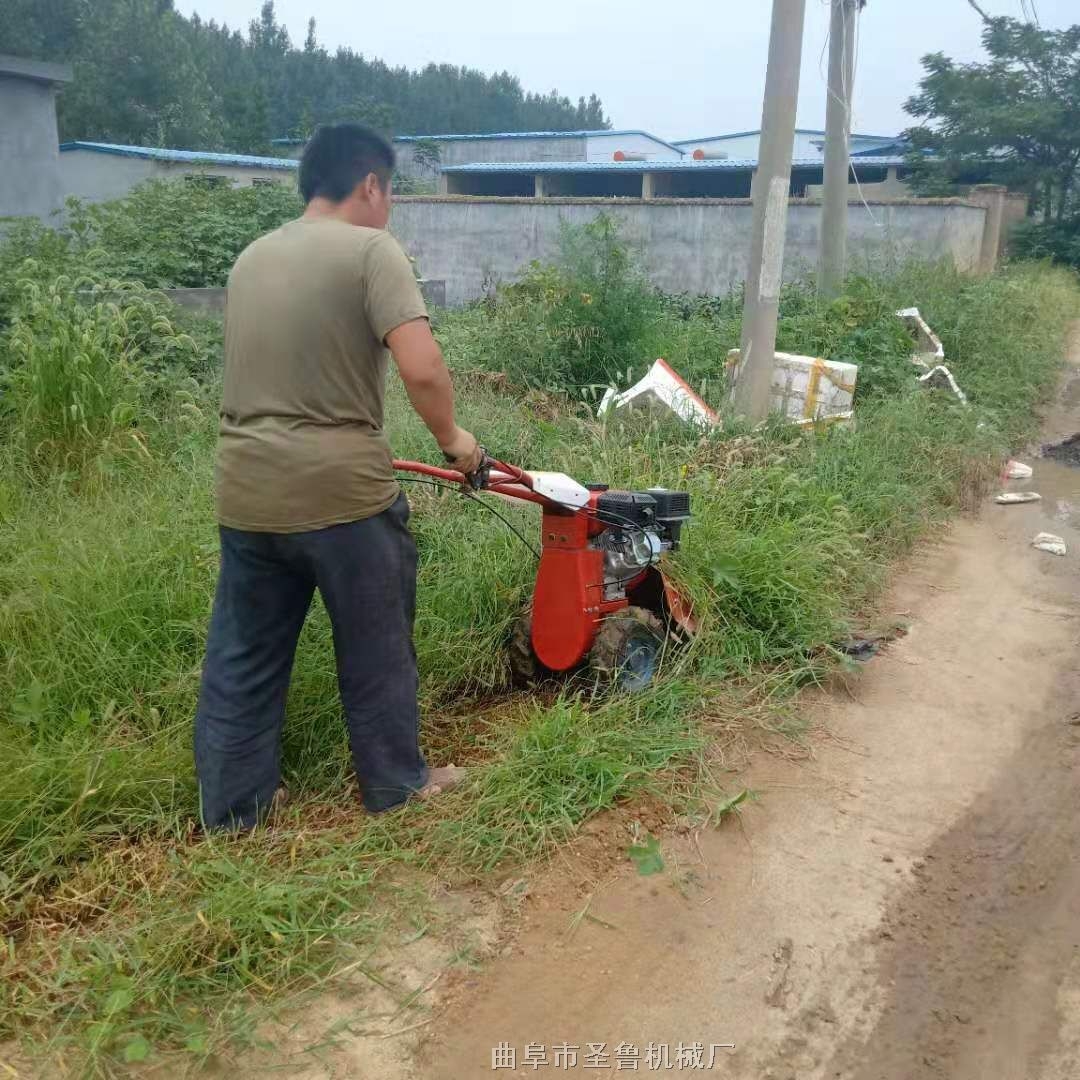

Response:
(417, 764), (469, 801)
(364, 766), (470, 815)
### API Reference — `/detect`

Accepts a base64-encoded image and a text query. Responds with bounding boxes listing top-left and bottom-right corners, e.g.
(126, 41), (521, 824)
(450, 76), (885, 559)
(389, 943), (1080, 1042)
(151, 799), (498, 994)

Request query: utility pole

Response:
(732, 0), (808, 422)
(819, 0), (859, 300)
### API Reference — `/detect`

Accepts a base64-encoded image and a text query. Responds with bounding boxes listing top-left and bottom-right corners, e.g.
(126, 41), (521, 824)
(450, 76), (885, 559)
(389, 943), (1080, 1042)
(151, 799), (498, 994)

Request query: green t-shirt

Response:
(215, 218), (427, 532)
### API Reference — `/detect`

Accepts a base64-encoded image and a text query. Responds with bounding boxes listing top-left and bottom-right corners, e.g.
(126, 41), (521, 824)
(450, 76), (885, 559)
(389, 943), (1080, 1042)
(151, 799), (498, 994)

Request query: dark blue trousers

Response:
(194, 494), (428, 827)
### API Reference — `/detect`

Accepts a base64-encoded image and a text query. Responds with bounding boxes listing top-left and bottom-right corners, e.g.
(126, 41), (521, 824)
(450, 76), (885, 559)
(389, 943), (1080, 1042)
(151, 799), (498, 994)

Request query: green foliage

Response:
(627, 834), (665, 875)
(904, 16), (1080, 216)
(0, 180), (303, 301)
(0, 0), (610, 152)
(69, 181), (303, 288)
(0, 219), (80, 326)
(446, 215), (732, 397)
(1, 275), (207, 466)
(411, 138), (443, 175)
(1012, 214), (1080, 269)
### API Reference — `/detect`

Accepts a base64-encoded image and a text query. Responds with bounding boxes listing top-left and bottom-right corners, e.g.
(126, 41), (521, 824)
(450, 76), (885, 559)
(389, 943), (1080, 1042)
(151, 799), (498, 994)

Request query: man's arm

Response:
(385, 318), (483, 474)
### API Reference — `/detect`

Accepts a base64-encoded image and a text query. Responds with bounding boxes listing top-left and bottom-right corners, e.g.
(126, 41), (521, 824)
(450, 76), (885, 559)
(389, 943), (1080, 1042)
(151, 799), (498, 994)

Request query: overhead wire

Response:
(839, 0), (883, 228)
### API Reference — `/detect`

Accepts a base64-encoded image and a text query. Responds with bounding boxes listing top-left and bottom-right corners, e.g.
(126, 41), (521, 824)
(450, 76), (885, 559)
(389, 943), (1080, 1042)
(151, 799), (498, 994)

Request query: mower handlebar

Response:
(392, 457), (549, 507)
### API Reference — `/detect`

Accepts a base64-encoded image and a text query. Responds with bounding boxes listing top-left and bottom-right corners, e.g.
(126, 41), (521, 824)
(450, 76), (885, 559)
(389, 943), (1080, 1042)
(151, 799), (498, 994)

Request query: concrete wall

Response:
(59, 151), (156, 203)
(163, 279), (446, 314)
(389, 196), (987, 307)
(59, 150), (297, 204)
(152, 160), (295, 188)
(0, 72), (65, 219)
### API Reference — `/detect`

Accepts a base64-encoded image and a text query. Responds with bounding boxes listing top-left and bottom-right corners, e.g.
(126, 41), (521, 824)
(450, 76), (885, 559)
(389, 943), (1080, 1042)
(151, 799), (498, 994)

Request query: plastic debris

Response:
(995, 491), (1042, 504)
(598, 358), (718, 430)
(1004, 460), (1034, 480)
(918, 365), (968, 405)
(836, 620), (910, 662)
(896, 307), (945, 369)
(726, 349), (857, 426)
(837, 638), (881, 662)
(896, 308), (968, 404)
(1032, 532), (1067, 556)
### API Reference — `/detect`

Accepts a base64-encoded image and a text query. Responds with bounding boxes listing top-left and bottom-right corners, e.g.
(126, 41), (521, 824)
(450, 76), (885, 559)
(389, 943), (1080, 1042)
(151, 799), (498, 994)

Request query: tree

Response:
(2, 0), (609, 152)
(0, 0), (88, 59)
(904, 16), (1080, 218)
(411, 138), (442, 176)
(57, 0), (222, 149)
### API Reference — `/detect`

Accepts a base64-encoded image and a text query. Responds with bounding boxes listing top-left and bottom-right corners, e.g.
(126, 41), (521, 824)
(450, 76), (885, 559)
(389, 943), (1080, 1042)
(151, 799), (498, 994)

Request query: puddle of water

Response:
(1031, 456), (1080, 531)
(1042, 433), (1080, 467)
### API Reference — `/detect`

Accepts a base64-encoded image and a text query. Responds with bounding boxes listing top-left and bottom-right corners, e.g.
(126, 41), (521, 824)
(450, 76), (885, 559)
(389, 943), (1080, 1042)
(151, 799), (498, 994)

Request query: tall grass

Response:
(1, 275), (207, 471)
(0, 208), (1076, 1073)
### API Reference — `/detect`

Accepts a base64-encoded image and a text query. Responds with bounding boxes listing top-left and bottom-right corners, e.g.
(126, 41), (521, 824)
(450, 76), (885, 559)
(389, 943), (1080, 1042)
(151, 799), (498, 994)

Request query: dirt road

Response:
(414, 332), (1080, 1079)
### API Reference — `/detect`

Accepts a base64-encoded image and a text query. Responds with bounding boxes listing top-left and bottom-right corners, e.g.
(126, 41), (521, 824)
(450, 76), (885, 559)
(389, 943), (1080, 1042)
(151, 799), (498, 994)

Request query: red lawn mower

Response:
(392, 456), (695, 691)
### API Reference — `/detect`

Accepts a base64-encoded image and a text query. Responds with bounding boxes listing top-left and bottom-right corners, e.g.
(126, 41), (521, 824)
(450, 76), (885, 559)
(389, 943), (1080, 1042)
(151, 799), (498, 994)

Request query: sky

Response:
(176, 0), (1078, 140)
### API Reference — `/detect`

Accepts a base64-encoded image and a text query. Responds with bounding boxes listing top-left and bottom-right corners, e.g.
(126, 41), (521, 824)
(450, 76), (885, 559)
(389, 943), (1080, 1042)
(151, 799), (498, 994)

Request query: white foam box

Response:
(726, 349), (858, 424)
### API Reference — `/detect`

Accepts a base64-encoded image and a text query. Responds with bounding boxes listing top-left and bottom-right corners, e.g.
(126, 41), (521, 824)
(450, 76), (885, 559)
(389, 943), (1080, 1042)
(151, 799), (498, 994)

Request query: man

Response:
(194, 123), (481, 829)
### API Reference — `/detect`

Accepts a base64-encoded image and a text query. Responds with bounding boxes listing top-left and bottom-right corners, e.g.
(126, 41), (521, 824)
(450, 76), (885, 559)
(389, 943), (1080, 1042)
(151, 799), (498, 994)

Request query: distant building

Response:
(59, 142), (298, 204)
(673, 129), (906, 161)
(51, 127), (912, 208)
(0, 53), (72, 219)
(271, 129), (685, 178)
(439, 156), (909, 200)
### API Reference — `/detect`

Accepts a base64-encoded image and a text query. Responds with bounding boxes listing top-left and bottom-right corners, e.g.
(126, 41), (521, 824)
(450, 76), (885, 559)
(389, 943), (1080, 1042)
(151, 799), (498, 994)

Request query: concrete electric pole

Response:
(732, 0), (808, 423)
(819, 0), (859, 300)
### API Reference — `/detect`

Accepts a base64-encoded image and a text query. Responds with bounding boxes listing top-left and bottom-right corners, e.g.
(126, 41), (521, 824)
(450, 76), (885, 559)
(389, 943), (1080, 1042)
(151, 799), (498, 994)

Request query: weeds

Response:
(1, 275), (207, 471)
(437, 216), (733, 398)
(0, 204), (1077, 1073)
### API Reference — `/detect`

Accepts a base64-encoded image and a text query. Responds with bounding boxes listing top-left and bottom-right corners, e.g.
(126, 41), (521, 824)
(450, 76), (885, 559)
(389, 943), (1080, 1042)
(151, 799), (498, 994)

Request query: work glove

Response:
(439, 426), (484, 476)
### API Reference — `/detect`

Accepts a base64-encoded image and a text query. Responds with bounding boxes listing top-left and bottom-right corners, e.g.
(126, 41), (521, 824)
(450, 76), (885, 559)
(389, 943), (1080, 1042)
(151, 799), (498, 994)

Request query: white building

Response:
(673, 129), (905, 161)
(59, 142), (298, 203)
(272, 129), (685, 178)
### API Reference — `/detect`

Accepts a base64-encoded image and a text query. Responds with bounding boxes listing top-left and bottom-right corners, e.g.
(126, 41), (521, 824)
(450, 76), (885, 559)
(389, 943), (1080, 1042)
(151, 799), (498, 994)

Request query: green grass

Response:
(0, 246), (1076, 1074)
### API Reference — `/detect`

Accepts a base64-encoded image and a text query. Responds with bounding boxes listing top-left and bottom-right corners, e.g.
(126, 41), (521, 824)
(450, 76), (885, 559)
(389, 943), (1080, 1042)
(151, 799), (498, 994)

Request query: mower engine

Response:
(592, 488), (691, 602)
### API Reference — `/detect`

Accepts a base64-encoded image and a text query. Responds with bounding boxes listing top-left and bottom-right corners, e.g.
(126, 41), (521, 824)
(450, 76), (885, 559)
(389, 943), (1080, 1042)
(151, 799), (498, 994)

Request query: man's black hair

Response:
(298, 123), (395, 204)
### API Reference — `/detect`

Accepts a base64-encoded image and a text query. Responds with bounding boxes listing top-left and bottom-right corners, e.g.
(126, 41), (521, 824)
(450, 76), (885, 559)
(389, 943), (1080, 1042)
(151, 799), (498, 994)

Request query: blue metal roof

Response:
(274, 129), (686, 154)
(852, 140), (910, 156)
(395, 129), (685, 154)
(673, 129), (900, 147)
(395, 129), (617, 141)
(59, 142), (299, 170)
(442, 156), (906, 174)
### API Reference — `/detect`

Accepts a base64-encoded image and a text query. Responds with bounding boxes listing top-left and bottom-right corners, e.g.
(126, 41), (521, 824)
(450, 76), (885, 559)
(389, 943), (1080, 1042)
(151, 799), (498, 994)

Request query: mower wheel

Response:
(589, 607), (665, 692)
(508, 612), (551, 686)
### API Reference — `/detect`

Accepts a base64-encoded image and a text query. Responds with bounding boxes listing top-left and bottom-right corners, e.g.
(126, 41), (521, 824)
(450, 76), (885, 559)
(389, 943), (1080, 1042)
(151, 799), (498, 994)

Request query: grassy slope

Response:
(0, 260), (1077, 1073)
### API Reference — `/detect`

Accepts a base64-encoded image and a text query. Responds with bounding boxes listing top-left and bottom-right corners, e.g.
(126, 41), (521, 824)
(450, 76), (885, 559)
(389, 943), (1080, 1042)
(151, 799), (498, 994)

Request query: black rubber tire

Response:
(508, 611), (551, 686)
(588, 606), (665, 692)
